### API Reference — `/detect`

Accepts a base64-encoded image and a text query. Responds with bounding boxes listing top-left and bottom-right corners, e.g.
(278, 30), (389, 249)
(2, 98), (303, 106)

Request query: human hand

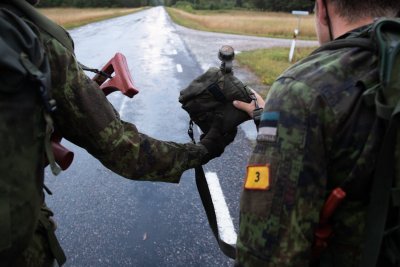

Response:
(232, 89), (265, 118)
(199, 115), (237, 164)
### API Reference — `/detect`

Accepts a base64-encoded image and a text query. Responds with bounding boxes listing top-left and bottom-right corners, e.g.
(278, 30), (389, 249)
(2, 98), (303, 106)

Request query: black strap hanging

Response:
(359, 118), (398, 267)
(188, 122), (236, 259)
(194, 166), (237, 259)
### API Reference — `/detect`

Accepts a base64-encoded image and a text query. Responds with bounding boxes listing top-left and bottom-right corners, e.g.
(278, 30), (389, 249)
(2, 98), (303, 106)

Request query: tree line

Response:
(38, 0), (314, 12)
(38, 0), (163, 7)
(165, 0), (313, 11)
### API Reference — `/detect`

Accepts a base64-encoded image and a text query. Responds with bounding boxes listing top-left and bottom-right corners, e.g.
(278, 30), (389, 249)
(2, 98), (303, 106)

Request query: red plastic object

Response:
(92, 53), (139, 97)
(312, 188), (346, 259)
(46, 53), (137, 172)
(46, 132), (74, 171)
(319, 188), (346, 225)
(51, 141), (74, 170)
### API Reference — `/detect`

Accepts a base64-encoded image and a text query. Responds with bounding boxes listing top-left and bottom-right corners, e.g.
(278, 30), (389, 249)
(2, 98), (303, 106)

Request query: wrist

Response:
(185, 143), (209, 167)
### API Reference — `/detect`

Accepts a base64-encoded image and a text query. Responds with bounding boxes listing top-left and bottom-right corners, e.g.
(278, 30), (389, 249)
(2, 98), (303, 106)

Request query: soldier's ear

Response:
(315, 0), (329, 26)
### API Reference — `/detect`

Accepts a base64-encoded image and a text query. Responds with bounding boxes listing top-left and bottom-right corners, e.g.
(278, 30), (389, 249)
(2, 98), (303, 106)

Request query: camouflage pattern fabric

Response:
(11, 207), (57, 267)
(38, 25), (207, 182)
(1, 3), (208, 266)
(236, 26), (383, 267)
(179, 67), (253, 134)
(11, 230), (54, 267)
(0, 7), (49, 266)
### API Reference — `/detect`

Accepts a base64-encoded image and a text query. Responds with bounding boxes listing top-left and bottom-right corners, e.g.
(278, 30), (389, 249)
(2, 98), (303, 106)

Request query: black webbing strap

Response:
(188, 122), (236, 259)
(10, 0), (74, 53)
(79, 63), (112, 79)
(359, 117), (398, 267)
(195, 166), (237, 259)
(207, 82), (227, 102)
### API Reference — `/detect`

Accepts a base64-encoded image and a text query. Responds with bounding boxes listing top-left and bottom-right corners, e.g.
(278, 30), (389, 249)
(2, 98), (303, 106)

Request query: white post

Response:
(289, 10), (309, 62)
(289, 29), (298, 63)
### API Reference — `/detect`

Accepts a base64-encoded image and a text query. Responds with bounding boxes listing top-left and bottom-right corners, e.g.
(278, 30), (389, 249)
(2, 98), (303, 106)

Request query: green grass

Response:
(236, 46), (317, 94)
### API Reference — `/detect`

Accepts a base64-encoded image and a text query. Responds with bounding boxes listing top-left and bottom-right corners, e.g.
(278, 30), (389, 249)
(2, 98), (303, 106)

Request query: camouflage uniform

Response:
(44, 31), (206, 182)
(0, 4), (207, 266)
(236, 26), (383, 267)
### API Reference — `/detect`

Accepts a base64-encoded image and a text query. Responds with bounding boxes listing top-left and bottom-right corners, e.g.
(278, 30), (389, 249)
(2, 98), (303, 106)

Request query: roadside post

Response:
(289, 10), (309, 62)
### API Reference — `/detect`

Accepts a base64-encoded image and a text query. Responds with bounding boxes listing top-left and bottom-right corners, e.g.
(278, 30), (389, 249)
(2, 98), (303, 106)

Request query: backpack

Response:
(179, 66), (254, 135)
(360, 18), (400, 267)
(312, 18), (400, 267)
(179, 45), (258, 136)
(0, 7), (57, 264)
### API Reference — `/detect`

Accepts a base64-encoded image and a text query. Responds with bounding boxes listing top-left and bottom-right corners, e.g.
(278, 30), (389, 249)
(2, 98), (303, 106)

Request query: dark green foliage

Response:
(38, 0), (313, 10)
(255, 0), (314, 12)
(38, 0), (163, 7)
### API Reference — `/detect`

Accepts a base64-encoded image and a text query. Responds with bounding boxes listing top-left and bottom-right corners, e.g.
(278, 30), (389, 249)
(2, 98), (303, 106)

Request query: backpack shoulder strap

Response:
(7, 0), (74, 53)
(359, 18), (400, 267)
(373, 18), (400, 116)
(312, 37), (375, 54)
(311, 23), (376, 55)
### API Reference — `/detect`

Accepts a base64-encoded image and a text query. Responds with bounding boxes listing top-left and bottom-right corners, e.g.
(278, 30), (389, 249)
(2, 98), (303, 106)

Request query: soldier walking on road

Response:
(0, 0), (236, 266)
(232, 0), (400, 266)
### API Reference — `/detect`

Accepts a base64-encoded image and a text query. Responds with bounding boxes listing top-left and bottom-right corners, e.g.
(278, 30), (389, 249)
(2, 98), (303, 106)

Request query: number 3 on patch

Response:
(245, 165), (270, 190)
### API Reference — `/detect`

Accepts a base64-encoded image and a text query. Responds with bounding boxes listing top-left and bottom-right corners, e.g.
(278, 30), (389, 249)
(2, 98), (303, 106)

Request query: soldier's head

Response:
(314, 0), (400, 44)
(328, 0), (400, 21)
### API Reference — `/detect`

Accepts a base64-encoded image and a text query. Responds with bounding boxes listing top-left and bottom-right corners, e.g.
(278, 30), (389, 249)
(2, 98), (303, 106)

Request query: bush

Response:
(194, 1), (235, 10)
(174, 1), (194, 12)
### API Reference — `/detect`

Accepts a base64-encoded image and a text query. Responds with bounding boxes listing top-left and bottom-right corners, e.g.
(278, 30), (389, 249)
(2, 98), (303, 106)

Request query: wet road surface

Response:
(45, 7), (316, 267)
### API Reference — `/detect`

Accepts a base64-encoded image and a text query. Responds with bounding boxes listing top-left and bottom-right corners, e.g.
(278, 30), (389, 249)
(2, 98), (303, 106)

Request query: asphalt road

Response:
(45, 7), (317, 267)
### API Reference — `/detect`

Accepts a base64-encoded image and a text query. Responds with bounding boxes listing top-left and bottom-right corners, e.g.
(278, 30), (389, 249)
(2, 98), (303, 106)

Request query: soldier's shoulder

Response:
(274, 46), (378, 114)
(281, 45), (375, 84)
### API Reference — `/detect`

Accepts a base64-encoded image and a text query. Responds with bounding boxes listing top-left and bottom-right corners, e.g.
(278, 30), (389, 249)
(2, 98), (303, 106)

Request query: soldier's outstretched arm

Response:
(236, 78), (336, 266)
(43, 37), (209, 182)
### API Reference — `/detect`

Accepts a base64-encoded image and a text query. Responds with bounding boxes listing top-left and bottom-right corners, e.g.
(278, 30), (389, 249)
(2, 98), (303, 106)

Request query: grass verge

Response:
(38, 8), (143, 29)
(236, 46), (317, 95)
(167, 7), (316, 40)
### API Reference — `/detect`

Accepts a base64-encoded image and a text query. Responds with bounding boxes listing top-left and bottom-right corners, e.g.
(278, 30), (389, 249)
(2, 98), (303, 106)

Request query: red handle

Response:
(319, 187), (346, 225)
(92, 53), (139, 97)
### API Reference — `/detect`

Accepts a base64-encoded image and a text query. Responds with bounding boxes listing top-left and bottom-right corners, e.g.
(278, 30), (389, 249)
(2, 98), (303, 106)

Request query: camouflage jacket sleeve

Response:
(42, 36), (207, 182)
(236, 77), (337, 266)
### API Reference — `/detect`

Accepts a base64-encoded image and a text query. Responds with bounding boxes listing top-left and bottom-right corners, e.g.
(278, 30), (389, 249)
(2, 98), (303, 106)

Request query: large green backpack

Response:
(0, 7), (56, 264)
(314, 18), (400, 267)
(360, 18), (400, 267)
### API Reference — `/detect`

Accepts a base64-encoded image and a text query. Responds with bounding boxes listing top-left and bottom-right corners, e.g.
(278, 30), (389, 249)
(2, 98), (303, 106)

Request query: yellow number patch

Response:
(245, 165), (270, 190)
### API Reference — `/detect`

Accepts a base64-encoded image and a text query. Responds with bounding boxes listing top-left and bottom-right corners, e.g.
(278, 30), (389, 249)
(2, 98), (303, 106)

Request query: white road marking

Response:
(119, 97), (129, 117)
(205, 172), (237, 245)
(176, 64), (183, 73)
